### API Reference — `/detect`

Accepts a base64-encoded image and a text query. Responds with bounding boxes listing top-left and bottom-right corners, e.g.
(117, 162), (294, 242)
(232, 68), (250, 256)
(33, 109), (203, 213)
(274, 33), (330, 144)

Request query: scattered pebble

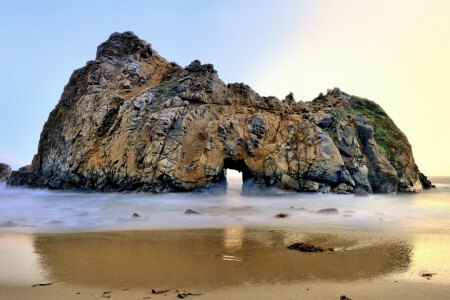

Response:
(32, 283), (53, 287)
(178, 292), (202, 298)
(340, 296), (352, 300)
(102, 291), (111, 298)
(132, 213), (141, 218)
(152, 289), (170, 294)
(184, 209), (200, 215)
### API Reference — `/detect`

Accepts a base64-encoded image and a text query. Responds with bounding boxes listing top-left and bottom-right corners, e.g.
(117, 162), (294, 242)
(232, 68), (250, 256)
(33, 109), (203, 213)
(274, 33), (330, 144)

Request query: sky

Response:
(0, 0), (449, 175)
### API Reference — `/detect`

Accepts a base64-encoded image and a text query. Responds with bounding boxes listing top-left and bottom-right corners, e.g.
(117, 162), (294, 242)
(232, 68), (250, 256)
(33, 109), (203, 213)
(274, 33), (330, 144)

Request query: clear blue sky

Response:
(0, 0), (449, 174)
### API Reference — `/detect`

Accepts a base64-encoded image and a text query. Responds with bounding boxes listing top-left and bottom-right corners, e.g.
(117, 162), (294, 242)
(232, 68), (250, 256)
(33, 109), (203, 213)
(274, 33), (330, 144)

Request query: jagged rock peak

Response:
(327, 87), (346, 98)
(96, 31), (154, 59)
(185, 59), (217, 74)
(283, 92), (296, 104)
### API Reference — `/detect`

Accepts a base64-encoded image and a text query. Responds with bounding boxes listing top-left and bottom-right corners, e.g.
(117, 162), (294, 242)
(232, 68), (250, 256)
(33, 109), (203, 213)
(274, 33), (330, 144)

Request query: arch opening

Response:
(220, 158), (254, 194)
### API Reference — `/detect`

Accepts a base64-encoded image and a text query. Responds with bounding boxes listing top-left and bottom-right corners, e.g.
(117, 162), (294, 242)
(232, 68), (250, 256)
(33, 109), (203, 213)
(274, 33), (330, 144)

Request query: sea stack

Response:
(8, 32), (431, 194)
(0, 163), (12, 181)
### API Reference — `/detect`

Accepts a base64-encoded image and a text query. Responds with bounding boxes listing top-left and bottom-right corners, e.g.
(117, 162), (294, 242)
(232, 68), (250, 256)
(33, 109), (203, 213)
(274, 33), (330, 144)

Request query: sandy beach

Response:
(0, 227), (449, 299)
(1, 177), (450, 299)
(1, 178), (450, 299)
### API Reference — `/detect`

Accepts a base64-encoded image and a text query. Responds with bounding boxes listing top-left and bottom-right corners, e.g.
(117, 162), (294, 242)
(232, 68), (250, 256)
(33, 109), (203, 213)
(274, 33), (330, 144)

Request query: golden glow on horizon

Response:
(252, 0), (450, 175)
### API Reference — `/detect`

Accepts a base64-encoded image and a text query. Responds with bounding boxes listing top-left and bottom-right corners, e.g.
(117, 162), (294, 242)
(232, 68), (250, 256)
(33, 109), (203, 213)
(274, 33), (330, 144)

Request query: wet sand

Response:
(1, 227), (449, 299)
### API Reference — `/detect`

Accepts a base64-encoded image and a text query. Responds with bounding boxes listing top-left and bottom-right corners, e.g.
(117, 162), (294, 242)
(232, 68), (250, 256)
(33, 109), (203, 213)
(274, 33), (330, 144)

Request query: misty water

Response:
(1, 171), (449, 233)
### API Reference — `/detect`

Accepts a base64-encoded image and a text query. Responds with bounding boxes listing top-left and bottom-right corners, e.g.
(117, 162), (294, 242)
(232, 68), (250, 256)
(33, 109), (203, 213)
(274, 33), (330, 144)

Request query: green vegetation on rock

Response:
(330, 107), (350, 122)
(153, 80), (178, 99)
(323, 107), (350, 142)
(323, 126), (338, 140)
(349, 96), (401, 160)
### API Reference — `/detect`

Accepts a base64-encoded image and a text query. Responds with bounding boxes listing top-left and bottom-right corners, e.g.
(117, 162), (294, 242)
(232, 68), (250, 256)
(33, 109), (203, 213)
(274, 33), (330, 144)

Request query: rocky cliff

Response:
(0, 163), (12, 181)
(8, 32), (431, 194)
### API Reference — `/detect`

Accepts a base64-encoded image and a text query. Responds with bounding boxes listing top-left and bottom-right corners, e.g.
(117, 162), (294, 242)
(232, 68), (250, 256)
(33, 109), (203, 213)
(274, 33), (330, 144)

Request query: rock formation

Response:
(8, 32), (431, 194)
(0, 163), (12, 181)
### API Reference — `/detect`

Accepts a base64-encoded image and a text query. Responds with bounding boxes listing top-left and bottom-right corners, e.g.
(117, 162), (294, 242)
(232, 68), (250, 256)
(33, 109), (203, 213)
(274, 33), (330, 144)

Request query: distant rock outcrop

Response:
(0, 163), (12, 181)
(8, 32), (431, 194)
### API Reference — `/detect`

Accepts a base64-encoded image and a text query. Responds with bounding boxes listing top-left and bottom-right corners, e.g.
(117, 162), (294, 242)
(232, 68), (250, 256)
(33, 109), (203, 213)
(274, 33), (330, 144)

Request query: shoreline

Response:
(1, 278), (449, 300)
(1, 226), (449, 299)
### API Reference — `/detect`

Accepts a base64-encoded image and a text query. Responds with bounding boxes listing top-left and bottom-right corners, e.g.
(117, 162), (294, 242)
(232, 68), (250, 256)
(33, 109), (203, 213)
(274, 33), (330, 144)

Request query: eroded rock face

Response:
(0, 163), (12, 181)
(8, 32), (430, 194)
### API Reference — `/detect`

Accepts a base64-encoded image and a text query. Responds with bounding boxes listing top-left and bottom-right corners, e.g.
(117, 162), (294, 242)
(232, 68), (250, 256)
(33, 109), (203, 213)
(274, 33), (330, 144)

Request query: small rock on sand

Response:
(288, 242), (334, 252)
(317, 208), (339, 214)
(132, 213), (141, 218)
(178, 292), (202, 298)
(184, 209), (200, 215)
(275, 213), (289, 218)
(421, 273), (434, 280)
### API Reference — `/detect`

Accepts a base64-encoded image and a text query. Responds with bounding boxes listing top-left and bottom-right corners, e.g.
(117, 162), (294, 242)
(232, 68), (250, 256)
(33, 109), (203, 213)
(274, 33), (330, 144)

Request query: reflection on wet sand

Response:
(223, 226), (244, 250)
(32, 228), (412, 290)
(0, 234), (45, 285)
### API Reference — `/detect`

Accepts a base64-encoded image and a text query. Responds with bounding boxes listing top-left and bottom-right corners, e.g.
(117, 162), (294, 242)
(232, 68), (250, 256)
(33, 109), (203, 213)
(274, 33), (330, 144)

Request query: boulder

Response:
(353, 188), (370, 197)
(303, 180), (319, 192)
(317, 208), (339, 214)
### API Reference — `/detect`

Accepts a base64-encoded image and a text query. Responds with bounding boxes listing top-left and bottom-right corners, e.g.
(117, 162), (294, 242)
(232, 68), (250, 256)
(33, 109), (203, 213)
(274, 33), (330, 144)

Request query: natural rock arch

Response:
(8, 32), (432, 194)
(214, 158), (257, 195)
